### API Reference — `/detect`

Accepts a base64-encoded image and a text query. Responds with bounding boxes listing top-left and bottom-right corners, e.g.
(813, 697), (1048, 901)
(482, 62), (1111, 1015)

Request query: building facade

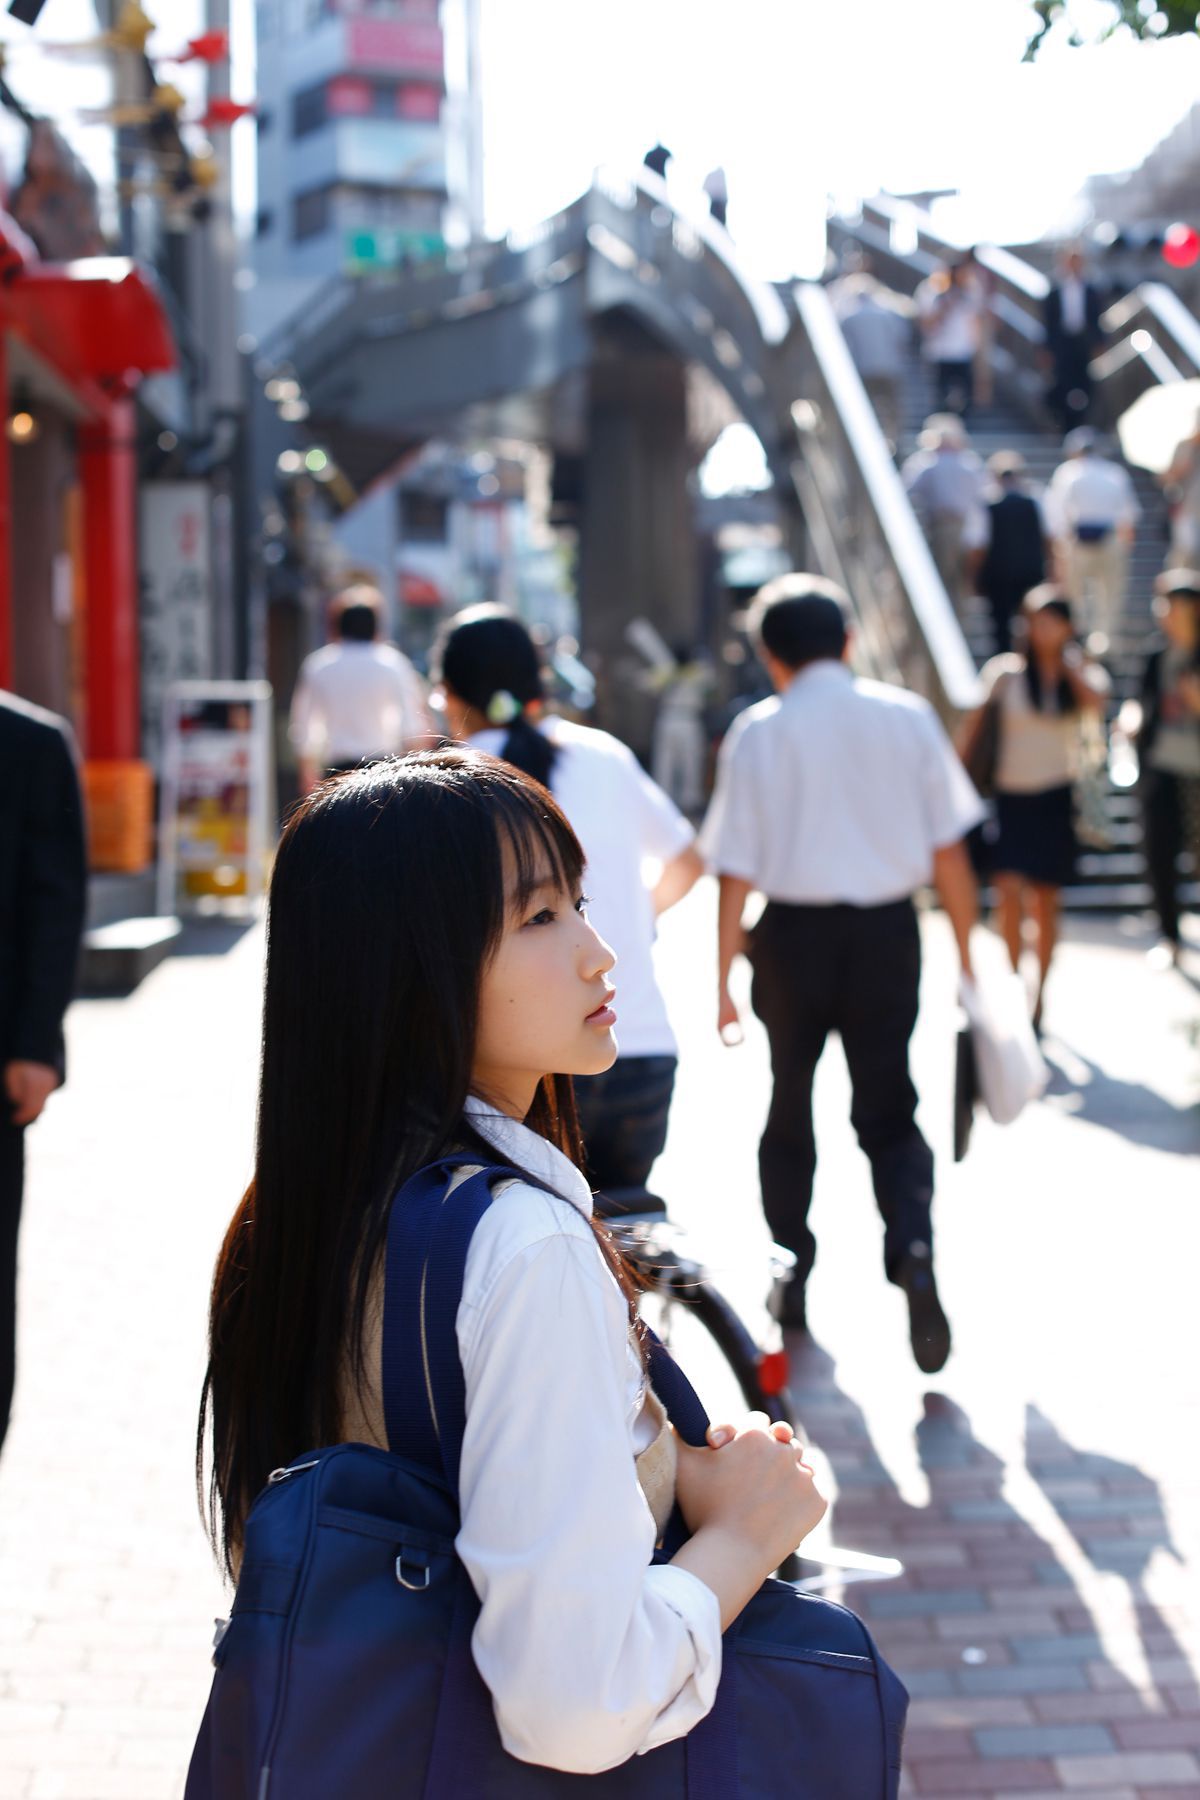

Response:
(252, 0), (455, 339)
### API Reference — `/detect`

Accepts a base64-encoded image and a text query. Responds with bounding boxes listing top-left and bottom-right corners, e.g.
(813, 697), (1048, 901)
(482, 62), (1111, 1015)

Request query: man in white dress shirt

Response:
(289, 583), (433, 790)
(1045, 428), (1141, 653)
(702, 577), (984, 1373)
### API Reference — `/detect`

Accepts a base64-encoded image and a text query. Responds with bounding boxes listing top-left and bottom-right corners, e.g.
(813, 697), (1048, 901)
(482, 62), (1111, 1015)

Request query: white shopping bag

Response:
(959, 967), (1049, 1126)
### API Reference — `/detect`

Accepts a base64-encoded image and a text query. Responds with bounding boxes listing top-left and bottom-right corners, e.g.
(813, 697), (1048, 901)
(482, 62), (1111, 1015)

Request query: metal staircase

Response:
(830, 198), (1199, 910)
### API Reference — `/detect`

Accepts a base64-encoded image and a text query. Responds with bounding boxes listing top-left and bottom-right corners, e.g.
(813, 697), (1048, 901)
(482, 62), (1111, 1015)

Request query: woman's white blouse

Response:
(455, 1101), (722, 1774)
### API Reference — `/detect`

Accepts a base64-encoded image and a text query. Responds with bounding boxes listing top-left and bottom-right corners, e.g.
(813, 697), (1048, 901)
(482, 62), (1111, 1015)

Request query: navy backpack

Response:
(186, 1158), (907, 1798)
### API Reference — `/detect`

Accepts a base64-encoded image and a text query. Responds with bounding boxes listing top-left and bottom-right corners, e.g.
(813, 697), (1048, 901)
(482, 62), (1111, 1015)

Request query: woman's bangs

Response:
(493, 777), (585, 913)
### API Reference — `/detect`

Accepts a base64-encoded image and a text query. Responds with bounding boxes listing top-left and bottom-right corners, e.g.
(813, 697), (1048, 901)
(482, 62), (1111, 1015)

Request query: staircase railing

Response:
(789, 283), (982, 722)
(830, 197), (1049, 424)
(1092, 280), (1200, 421)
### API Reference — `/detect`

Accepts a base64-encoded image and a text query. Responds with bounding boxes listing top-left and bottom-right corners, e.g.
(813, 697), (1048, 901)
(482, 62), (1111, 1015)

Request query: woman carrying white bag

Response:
(958, 586), (1110, 1035)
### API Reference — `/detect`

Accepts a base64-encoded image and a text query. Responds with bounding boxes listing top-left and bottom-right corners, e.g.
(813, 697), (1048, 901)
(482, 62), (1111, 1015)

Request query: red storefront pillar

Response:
(77, 397), (153, 871)
(79, 398), (139, 761)
(0, 332), (11, 693)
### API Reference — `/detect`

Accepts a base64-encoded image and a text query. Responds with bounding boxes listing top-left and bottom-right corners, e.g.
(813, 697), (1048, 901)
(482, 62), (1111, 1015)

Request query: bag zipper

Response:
(256, 1449), (328, 1796)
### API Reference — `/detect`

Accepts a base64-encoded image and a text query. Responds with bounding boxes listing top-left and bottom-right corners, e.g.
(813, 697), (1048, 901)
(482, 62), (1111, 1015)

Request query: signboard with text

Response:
(157, 682), (273, 916)
(140, 483), (213, 771)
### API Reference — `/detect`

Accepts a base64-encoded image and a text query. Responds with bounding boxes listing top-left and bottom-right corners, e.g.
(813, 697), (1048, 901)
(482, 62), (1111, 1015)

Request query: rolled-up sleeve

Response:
(699, 714), (763, 884)
(456, 1221), (721, 1775)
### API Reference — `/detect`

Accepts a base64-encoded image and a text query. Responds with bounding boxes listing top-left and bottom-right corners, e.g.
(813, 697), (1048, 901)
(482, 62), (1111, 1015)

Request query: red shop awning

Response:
(3, 256), (176, 393)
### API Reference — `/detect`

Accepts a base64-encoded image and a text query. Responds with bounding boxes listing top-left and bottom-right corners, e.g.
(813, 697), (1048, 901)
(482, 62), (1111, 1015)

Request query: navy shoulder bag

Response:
(186, 1156), (907, 1797)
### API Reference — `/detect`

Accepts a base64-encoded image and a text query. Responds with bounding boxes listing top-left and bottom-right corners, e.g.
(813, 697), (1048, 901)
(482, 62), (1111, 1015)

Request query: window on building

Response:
(398, 83), (441, 123)
(292, 83), (328, 138)
(256, 207), (274, 238)
(399, 489), (449, 544)
(292, 186), (332, 242)
(256, 106), (274, 136)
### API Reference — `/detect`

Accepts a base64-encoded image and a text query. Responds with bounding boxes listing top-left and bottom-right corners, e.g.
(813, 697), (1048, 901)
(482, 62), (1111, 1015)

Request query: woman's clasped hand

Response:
(675, 1411), (827, 1586)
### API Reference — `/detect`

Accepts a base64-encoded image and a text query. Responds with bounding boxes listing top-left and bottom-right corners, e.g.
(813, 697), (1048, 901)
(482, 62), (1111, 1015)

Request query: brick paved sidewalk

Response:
(0, 894), (1196, 1797)
(654, 900), (1200, 1799)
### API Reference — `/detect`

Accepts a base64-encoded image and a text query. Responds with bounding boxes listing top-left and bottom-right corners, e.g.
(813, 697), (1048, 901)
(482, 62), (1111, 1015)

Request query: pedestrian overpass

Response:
(263, 170), (979, 750)
(265, 168), (1200, 858)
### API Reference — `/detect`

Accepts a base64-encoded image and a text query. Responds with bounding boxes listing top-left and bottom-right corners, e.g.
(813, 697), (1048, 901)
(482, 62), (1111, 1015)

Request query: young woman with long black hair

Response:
(198, 750), (824, 1775)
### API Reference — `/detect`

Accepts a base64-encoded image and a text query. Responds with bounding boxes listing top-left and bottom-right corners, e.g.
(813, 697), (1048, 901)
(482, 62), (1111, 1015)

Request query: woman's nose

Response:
(583, 917), (616, 979)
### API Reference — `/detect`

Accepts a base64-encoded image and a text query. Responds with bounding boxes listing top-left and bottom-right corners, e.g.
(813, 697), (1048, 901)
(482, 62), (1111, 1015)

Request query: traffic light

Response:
(1163, 222), (1200, 269)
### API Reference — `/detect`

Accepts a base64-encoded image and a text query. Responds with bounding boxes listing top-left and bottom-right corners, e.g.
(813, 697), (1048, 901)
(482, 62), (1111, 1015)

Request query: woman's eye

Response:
(575, 893), (591, 916)
(526, 907), (556, 928)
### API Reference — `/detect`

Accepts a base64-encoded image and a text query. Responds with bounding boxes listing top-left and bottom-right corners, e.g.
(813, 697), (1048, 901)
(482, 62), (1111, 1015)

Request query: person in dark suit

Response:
(1042, 248), (1106, 432)
(0, 691), (87, 1455)
(965, 451), (1051, 653)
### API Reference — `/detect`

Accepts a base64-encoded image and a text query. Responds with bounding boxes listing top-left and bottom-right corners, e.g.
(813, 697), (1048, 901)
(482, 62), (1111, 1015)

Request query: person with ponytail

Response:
(436, 607), (705, 1195)
(197, 750), (824, 1776)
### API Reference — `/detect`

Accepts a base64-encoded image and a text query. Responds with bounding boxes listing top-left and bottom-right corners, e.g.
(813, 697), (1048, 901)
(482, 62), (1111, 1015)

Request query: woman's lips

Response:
(585, 989), (617, 1025)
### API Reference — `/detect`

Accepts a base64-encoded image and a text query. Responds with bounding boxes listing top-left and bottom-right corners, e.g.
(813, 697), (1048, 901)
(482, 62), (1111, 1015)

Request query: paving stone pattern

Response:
(1, 895), (1198, 1797)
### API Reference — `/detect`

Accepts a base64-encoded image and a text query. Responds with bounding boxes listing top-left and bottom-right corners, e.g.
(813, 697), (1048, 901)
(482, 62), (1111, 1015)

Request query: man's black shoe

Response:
(896, 1244), (951, 1374)
(769, 1278), (808, 1334)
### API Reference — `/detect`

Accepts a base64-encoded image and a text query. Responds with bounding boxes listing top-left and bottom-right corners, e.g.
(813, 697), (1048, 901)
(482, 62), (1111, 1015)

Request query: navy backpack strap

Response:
(381, 1156), (512, 1487)
(646, 1332), (711, 1448)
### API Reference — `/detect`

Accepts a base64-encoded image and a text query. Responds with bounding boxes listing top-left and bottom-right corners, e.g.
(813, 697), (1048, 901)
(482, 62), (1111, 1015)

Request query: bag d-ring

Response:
(395, 1554), (431, 1591)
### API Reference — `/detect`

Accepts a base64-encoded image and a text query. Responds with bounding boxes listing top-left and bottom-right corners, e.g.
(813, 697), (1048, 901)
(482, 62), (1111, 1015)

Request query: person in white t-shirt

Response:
(915, 259), (982, 420)
(435, 605), (705, 1194)
(288, 583), (434, 791)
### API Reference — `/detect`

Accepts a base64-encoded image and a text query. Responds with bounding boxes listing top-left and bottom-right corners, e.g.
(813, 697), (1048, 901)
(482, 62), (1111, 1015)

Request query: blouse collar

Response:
(463, 1095), (593, 1219)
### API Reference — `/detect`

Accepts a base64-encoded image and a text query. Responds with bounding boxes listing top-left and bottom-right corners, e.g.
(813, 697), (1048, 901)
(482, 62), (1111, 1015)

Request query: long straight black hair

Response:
(198, 748), (637, 1575)
(436, 606), (558, 789)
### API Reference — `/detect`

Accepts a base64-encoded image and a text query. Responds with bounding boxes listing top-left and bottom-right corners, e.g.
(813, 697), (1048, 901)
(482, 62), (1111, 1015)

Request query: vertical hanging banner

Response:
(157, 681), (273, 916)
(140, 482), (214, 770)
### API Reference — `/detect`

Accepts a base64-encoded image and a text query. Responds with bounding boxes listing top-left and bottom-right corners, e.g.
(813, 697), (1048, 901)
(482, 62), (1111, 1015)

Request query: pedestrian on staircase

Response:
(1045, 428), (1141, 655)
(1123, 570), (1200, 968)
(903, 416), (986, 613)
(702, 166), (729, 228)
(1042, 247), (1106, 432)
(837, 273), (914, 453)
(915, 258), (982, 419)
(960, 587), (1110, 1031)
(964, 451), (1051, 653)
(702, 576), (984, 1374)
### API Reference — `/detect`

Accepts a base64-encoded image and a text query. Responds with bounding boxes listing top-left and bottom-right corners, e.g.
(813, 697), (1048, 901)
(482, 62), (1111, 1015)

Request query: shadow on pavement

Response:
(784, 1333), (1200, 1785)
(172, 918), (260, 959)
(1039, 1037), (1200, 1157)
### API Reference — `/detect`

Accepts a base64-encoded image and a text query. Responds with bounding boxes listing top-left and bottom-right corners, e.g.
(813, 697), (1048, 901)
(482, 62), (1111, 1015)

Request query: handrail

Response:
(858, 194), (1049, 306)
(791, 283), (982, 719)
(597, 164), (793, 348)
(1102, 280), (1200, 378)
(827, 201), (1048, 425)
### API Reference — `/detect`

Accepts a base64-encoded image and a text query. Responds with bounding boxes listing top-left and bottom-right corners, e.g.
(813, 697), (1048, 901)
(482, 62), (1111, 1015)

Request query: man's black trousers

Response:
(748, 897), (934, 1290)
(0, 1118), (24, 1455)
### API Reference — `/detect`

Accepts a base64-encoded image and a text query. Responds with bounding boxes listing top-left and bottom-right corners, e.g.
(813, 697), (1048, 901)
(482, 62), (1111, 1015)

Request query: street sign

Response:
(139, 482), (214, 772)
(156, 680), (273, 917)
